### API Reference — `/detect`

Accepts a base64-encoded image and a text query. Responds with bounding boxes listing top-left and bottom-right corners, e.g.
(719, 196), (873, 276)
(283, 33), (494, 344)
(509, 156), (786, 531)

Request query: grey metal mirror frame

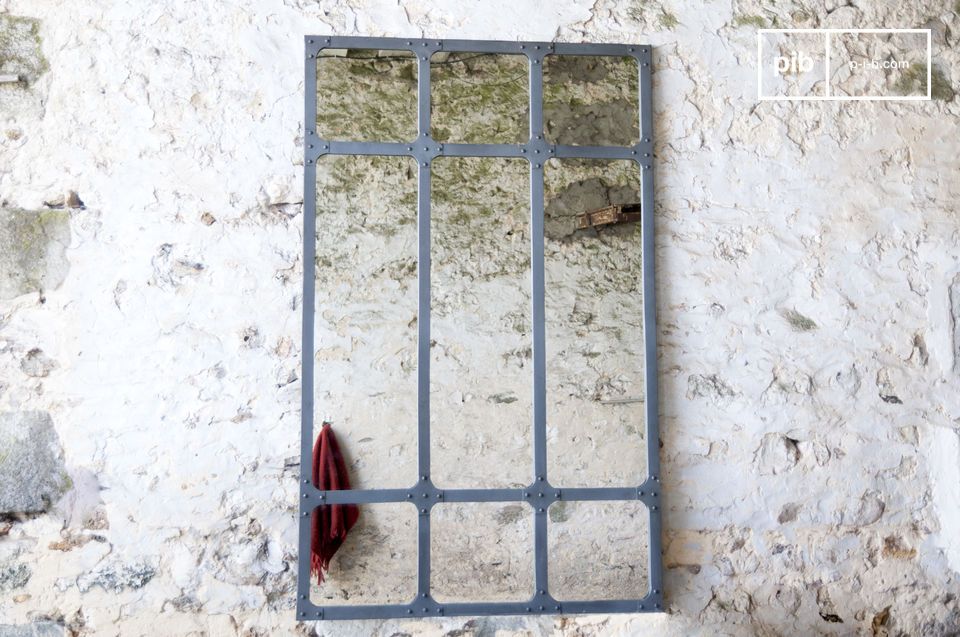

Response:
(299, 35), (660, 621)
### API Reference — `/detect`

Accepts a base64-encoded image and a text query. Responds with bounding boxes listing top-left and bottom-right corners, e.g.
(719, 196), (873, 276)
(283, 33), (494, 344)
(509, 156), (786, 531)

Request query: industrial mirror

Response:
(299, 36), (660, 621)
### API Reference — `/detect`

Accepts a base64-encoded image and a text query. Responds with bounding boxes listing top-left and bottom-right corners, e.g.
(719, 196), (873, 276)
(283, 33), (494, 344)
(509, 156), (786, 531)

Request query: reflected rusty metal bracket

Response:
(577, 203), (642, 230)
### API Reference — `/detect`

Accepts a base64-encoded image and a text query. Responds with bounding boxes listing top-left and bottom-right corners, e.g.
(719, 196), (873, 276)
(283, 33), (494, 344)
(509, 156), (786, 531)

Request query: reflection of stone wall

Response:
(1, 2), (959, 636)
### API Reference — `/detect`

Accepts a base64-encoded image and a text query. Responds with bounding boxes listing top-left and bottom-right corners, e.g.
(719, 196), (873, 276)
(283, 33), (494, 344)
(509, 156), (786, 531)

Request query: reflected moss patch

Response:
(316, 49), (418, 141)
(543, 55), (639, 146)
(431, 53), (528, 143)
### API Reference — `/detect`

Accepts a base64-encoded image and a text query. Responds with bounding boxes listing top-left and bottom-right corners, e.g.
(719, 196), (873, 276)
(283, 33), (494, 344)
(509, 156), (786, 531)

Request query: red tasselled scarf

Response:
(310, 422), (359, 584)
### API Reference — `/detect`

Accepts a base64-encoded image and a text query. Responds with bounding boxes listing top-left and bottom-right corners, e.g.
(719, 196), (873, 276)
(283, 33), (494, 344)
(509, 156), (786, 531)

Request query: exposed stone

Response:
(687, 374), (738, 403)
(0, 560), (31, 591)
(0, 623), (63, 637)
(871, 606), (891, 637)
(817, 587), (844, 623)
(755, 434), (800, 475)
(876, 368), (903, 405)
(779, 308), (817, 331)
(842, 491), (885, 527)
(0, 13), (49, 117)
(882, 536), (917, 560)
(0, 411), (68, 513)
(76, 560), (157, 593)
(19, 348), (57, 378)
(0, 208), (70, 300)
(42, 191), (85, 210)
(777, 503), (800, 524)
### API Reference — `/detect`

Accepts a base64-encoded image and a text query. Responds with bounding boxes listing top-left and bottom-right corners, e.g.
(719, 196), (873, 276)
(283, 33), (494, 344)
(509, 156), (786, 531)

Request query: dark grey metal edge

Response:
(299, 35), (661, 622)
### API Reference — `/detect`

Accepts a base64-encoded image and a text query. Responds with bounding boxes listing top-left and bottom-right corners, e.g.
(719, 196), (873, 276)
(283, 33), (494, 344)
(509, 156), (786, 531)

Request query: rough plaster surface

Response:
(0, 1), (959, 636)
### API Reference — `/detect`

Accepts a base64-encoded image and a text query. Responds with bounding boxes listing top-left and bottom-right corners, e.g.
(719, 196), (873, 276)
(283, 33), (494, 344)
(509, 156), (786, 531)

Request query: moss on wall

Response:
(0, 14), (48, 84)
(0, 208), (71, 299)
(895, 63), (955, 101)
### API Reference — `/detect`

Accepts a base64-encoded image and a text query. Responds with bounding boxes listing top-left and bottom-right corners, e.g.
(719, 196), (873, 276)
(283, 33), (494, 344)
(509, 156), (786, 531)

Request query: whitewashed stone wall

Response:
(1, 1), (959, 635)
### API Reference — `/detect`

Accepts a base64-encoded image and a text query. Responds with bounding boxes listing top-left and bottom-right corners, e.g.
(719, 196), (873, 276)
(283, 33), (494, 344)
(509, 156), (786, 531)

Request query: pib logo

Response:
(774, 51), (814, 75)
